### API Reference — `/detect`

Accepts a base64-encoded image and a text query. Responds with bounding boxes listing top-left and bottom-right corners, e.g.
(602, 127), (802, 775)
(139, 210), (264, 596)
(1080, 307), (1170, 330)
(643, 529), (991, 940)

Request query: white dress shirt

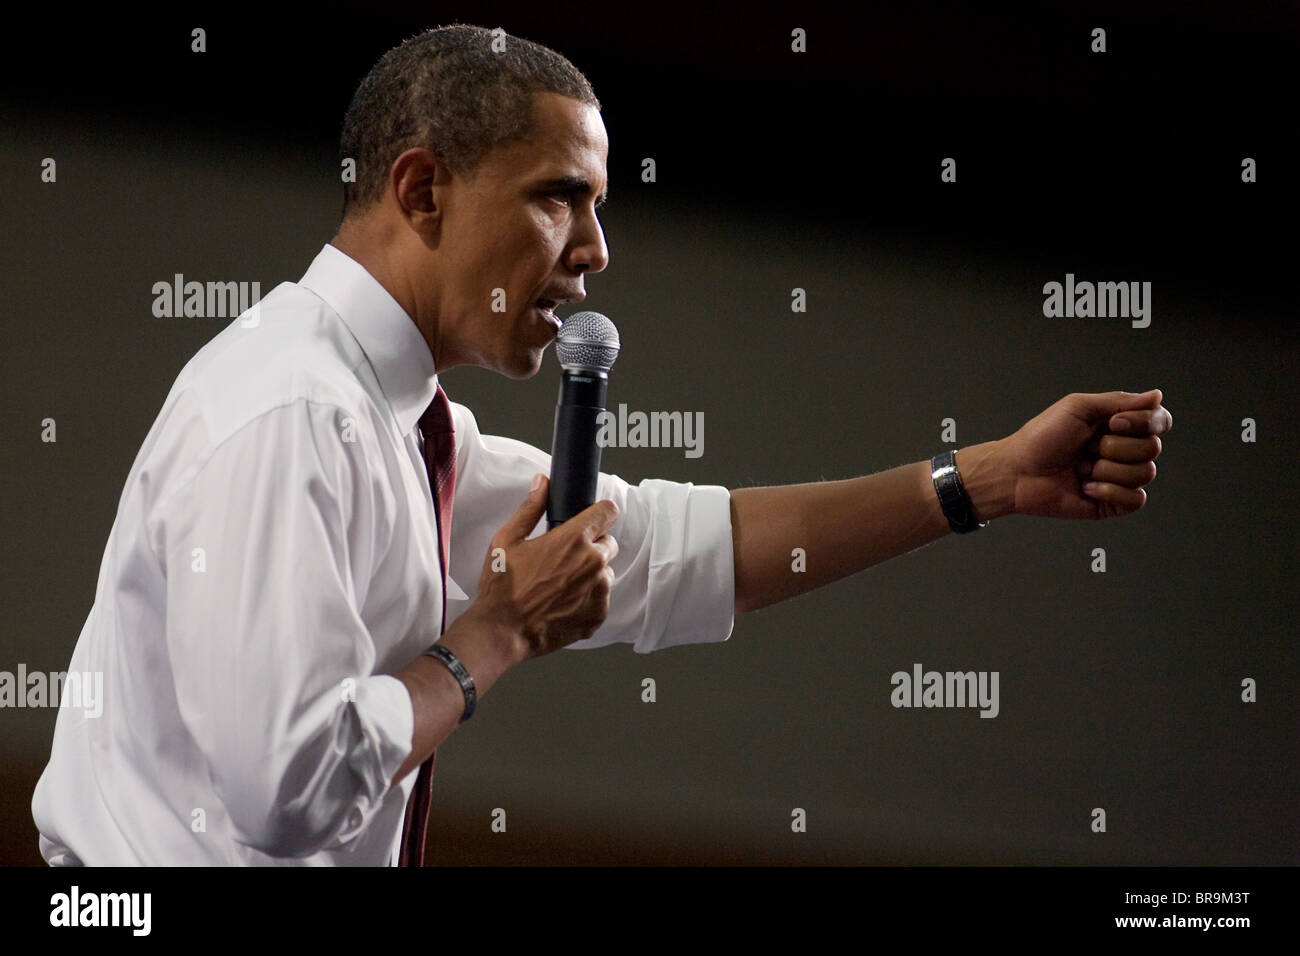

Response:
(31, 243), (735, 866)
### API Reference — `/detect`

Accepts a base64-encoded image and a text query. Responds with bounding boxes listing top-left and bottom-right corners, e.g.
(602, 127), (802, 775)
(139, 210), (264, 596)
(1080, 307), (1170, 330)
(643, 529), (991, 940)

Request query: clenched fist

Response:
(999, 389), (1173, 520)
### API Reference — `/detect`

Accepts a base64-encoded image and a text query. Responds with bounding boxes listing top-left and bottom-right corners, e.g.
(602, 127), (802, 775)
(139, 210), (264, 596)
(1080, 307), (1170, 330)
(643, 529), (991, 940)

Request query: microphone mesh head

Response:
(555, 310), (621, 373)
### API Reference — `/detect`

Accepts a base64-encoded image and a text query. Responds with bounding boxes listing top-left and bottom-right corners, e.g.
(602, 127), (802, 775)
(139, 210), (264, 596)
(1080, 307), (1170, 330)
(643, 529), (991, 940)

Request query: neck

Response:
(331, 218), (449, 371)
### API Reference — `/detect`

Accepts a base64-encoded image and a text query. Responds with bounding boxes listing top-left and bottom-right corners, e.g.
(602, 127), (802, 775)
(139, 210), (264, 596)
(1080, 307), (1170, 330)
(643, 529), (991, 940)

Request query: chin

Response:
(499, 348), (546, 381)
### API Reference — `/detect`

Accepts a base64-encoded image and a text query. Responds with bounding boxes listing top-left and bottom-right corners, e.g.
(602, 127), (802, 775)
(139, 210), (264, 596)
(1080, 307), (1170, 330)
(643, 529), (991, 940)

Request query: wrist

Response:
(952, 441), (1017, 523)
(440, 603), (529, 679)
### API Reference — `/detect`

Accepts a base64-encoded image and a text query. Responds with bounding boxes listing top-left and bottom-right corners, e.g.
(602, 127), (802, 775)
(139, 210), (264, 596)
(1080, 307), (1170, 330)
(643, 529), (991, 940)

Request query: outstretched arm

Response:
(730, 389), (1172, 614)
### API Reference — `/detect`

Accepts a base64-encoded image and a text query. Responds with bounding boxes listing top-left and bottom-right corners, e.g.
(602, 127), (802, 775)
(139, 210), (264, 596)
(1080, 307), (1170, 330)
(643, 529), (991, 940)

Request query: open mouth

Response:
(535, 298), (562, 331)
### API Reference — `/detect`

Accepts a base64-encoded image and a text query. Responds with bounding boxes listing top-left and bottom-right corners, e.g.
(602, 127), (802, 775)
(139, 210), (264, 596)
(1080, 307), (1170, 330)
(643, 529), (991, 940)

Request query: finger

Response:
(592, 533), (619, 564)
(1108, 406), (1173, 436)
(1076, 458), (1156, 487)
(1080, 480), (1147, 514)
(494, 473), (551, 544)
(1085, 433), (1162, 462)
(571, 498), (620, 540)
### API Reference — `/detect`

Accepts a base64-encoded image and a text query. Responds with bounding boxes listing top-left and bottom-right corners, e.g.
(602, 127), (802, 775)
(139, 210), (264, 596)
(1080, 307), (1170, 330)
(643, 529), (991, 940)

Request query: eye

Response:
(547, 192), (573, 208)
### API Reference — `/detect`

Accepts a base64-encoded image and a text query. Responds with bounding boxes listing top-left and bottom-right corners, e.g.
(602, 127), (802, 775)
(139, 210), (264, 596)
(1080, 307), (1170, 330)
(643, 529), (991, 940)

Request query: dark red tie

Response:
(398, 383), (457, 867)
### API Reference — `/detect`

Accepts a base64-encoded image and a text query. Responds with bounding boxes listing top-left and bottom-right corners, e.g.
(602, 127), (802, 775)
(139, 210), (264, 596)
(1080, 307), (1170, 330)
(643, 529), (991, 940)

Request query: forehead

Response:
(476, 91), (608, 190)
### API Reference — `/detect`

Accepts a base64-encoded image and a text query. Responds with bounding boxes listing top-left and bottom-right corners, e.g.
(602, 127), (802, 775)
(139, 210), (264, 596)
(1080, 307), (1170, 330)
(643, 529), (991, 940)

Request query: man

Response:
(32, 24), (1171, 866)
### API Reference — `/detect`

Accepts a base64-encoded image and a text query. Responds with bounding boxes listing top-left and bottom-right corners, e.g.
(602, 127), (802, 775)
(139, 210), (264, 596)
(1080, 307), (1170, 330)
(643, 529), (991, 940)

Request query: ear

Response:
(389, 147), (451, 242)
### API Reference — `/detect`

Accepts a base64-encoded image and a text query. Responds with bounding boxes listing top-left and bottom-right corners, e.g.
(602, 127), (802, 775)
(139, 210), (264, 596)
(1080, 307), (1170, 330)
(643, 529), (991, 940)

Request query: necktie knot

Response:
(419, 385), (455, 438)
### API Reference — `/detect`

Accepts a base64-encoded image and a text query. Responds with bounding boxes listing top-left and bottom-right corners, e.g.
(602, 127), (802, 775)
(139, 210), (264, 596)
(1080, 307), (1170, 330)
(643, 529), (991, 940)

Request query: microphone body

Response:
(547, 370), (609, 529)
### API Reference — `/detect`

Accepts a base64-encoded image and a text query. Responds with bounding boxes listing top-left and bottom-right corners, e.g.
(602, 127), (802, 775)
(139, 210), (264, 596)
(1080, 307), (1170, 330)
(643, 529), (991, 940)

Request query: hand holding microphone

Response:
(471, 473), (620, 658)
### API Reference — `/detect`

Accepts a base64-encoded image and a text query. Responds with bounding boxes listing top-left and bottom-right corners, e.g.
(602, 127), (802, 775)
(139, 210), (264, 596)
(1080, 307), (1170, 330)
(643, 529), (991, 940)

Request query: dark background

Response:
(2, 1), (1296, 865)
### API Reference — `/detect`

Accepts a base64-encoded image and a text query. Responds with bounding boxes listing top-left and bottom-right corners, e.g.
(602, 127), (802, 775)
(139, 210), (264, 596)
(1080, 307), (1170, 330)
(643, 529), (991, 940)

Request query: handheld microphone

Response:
(547, 311), (621, 529)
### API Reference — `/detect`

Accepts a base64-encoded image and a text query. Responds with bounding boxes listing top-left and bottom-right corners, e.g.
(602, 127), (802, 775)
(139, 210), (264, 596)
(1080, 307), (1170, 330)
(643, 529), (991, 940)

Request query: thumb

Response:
(496, 473), (550, 543)
(1079, 388), (1162, 424)
(1120, 388), (1162, 408)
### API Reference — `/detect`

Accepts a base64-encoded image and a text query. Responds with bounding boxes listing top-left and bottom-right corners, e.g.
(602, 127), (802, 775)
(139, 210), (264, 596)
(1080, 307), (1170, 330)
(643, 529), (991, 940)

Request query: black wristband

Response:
(422, 643), (477, 723)
(931, 448), (988, 534)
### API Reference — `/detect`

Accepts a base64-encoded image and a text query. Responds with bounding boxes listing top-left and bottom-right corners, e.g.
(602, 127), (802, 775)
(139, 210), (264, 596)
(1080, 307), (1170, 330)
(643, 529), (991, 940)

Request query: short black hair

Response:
(338, 24), (600, 218)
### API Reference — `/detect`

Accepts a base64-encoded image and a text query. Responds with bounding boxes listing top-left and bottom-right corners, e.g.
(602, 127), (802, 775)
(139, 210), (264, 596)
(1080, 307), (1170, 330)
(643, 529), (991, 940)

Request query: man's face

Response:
(432, 91), (610, 379)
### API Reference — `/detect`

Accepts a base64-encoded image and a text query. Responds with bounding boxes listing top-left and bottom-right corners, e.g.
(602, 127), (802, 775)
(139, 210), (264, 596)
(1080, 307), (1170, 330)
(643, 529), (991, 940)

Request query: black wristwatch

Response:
(422, 643), (477, 723)
(931, 448), (988, 534)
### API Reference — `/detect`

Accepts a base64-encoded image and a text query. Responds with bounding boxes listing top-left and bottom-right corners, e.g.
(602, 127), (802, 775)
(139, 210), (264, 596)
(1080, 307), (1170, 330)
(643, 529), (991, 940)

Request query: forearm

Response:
(729, 440), (1016, 613)
(388, 605), (526, 786)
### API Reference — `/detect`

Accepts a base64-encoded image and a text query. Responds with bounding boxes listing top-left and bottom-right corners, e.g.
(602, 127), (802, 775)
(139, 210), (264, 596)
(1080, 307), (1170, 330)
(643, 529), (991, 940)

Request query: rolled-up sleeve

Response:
(156, 399), (412, 858)
(445, 401), (735, 653)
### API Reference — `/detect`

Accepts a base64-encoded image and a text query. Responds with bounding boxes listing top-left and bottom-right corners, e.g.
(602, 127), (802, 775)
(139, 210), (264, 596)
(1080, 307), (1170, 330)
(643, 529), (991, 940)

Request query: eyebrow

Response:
(538, 176), (609, 206)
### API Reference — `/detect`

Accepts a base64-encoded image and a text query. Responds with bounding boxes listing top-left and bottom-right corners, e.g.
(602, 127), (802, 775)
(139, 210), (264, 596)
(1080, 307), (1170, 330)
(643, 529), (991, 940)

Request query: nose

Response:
(568, 213), (609, 276)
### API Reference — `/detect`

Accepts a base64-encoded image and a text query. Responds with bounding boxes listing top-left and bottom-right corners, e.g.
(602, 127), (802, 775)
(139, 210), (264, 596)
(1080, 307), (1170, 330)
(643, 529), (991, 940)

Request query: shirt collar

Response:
(298, 243), (438, 439)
